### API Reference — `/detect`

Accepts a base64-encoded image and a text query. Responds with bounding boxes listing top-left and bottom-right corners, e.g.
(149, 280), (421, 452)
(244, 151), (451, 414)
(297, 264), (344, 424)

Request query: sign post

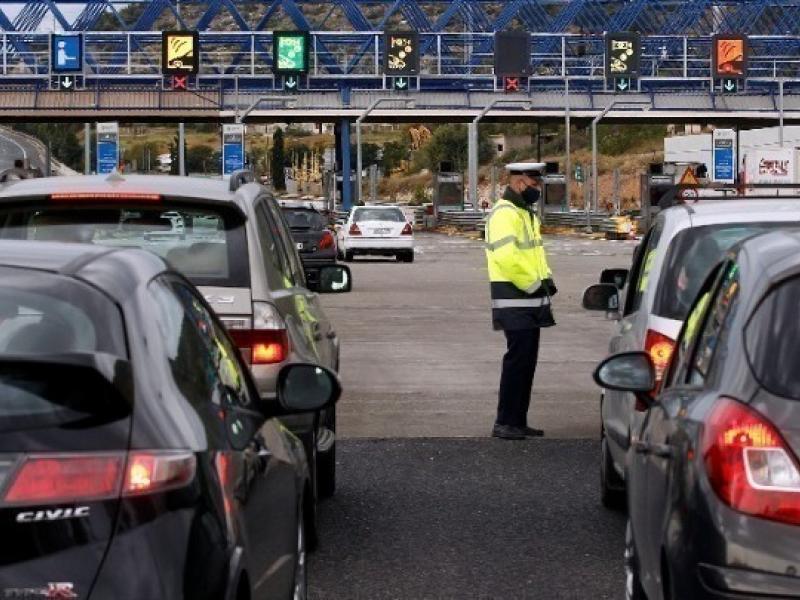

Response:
(222, 124), (245, 176)
(96, 122), (119, 175)
(50, 33), (83, 90)
(384, 31), (419, 90)
(713, 34), (747, 93)
(712, 129), (736, 184)
(274, 31), (310, 90)
(605, 32), (640, 92)
(494, 31), (531, 91)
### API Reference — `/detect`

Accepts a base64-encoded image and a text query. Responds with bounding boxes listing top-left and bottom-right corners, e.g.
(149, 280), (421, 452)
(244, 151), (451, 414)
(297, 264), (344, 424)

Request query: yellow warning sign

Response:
(677, 166), (700, 201)
(162, 31), (199, 74)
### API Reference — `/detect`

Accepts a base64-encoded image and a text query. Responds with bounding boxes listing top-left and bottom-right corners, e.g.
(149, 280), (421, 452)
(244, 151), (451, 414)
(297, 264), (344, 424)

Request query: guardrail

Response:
(436, 210), (487, 231)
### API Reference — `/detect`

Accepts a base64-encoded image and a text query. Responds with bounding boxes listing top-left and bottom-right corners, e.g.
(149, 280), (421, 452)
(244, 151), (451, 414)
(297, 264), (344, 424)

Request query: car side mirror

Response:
(316, 264), (352, 294)
(600, 268), (629, 290)
(582, 283), (620, 318)
(276, 363), (342, 414)
(593, 352), (656, 409)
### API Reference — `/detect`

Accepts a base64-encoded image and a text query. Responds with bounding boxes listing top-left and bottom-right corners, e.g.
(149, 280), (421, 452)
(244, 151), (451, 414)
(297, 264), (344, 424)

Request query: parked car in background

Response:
(0, 173), (352, 507)
(336, 205), (414, 263)
(0, 240), (341, 600)
(583, 200), (800, 509)
(594, 229), (800, 600)
(280, 201), (337, 289)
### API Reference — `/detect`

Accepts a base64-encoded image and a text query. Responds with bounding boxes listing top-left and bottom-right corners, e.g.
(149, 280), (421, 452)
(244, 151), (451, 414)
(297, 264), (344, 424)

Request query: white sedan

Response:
(336, 206), (414, 263)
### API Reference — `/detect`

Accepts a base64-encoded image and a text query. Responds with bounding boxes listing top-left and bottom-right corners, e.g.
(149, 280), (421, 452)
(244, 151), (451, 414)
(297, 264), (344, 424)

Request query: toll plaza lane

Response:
(309, 439), (626, 599)
(320, 232), (637, 439)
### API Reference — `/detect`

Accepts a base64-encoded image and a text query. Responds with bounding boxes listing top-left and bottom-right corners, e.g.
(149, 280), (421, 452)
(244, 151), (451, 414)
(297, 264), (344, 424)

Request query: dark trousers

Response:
(497, 328), (541, 428)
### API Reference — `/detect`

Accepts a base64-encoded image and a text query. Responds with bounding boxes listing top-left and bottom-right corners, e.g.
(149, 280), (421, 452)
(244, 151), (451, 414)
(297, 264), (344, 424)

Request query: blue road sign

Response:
(96, 123), (119, 175)
(712, 129), (736, 184)
(51, 34), (82, 72)
(222, 124), (245, 175)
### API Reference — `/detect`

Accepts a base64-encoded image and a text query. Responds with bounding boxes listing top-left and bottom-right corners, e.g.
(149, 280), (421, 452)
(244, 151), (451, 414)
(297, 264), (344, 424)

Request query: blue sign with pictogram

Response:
(96, 123), (119, 175)
(222, 124), (245, 176)
(51, 34), (82, 72)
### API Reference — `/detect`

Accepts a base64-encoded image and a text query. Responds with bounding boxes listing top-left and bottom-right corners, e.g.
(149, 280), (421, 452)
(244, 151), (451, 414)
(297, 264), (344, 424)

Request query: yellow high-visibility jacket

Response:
(485, 195), (555, 330)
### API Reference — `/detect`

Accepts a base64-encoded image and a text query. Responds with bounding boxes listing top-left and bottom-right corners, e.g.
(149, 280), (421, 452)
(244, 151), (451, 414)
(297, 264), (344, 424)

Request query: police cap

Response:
(506, 162), (546, 178)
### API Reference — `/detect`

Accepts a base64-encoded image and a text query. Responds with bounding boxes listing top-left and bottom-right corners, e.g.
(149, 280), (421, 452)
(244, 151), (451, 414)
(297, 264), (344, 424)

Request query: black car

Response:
(594, 229), (800, 599)
(0, 240), (340, 600)
(280, 204), (337, 287)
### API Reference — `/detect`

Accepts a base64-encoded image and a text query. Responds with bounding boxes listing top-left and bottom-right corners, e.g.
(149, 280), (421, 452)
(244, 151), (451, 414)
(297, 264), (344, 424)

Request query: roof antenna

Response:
(105, 170), (125, 183)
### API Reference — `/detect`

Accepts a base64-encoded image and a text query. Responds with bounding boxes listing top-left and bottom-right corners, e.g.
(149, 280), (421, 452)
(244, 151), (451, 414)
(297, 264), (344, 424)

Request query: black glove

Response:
(543, 278), (558, 296)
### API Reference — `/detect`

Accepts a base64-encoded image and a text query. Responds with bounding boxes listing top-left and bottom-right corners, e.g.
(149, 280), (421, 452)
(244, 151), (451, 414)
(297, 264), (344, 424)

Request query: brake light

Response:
(401, 223), (413, 235)
(226, 302), (289, 365)
(50, 193), (162, 203)
(349, 223), (362, 236)
(645, 329), (675, 388)
(703, 397), (800, 526)
(319, 231), (335, 249)
(3, 451), (196, 505)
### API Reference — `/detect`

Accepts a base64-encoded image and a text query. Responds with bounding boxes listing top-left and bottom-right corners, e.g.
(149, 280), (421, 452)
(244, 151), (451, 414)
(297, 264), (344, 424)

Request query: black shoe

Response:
(492, 424), (526, 440)
(524, 426), (545, 438)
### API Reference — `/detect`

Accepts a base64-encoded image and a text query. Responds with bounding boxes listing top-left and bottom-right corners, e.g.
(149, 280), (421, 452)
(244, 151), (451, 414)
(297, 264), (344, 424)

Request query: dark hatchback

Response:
(595, 229), (800, 599)
(0, 241), (340, 600)
(280, 205), (336, 287)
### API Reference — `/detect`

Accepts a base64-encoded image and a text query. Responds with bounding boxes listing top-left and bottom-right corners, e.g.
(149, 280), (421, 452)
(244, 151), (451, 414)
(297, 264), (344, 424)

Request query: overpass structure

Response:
(3, 0), (800, 205)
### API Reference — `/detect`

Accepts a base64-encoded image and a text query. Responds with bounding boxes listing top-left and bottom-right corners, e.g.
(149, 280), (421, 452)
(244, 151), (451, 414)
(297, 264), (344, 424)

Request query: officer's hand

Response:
(543, 278), (558, 296)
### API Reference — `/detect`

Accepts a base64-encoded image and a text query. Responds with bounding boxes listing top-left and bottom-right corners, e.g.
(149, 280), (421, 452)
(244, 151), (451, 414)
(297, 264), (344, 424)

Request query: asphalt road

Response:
(310, 232), (637, 599)
(0, 127), (46, 172)
(322, 232), (637, 439)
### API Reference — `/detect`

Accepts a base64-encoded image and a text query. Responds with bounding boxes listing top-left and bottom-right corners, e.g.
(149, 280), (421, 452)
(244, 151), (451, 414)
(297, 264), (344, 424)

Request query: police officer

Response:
(485, 162), (557, 440)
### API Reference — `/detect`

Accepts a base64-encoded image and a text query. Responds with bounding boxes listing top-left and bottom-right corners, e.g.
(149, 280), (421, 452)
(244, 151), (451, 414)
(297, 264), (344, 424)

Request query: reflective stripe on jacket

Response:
(485, 196), (554, 330)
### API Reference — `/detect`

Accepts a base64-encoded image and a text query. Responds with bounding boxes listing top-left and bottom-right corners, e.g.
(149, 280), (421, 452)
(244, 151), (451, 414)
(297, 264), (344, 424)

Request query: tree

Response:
(271, 127), (286, 191)
(186, 144), (215, 174)
(421, 124), (493, 173)
(381, 141), (408, 176)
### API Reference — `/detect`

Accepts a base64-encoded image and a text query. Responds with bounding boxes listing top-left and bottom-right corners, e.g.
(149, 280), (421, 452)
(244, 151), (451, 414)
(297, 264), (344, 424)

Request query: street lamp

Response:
(356, 97), (415, 204)
(469, 98), (531, 208)
(237, 95), (297, 124)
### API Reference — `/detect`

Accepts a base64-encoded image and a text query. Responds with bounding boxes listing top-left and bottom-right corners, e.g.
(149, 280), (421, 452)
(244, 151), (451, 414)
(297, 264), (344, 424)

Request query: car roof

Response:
(664, 199), (800, 225)
(738, 229), (800, 281)
(0, 239), (168, 303)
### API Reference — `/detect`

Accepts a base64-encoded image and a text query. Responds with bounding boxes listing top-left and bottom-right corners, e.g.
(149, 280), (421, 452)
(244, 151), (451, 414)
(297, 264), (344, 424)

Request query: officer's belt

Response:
(491, 297), (551, 309)
(485, 235), (543, 251)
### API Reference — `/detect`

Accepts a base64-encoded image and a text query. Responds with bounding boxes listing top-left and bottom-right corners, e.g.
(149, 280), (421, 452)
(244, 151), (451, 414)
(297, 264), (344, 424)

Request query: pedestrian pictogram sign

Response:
(51, 34), (82, 72)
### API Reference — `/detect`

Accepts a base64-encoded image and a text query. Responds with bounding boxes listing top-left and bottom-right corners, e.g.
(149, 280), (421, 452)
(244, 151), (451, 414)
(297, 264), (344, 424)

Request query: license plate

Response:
(296, 242), (304, 250)
(373, 228), (390, 235)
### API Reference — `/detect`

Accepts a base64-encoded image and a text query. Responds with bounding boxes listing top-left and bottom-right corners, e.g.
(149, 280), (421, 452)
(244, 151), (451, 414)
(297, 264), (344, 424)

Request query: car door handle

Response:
(633, 440), (673, 458)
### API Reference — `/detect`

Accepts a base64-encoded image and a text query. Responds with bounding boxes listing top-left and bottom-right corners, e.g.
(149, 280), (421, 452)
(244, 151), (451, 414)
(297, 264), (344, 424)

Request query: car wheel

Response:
(344, 250), (354, 262)
(601, 431), (626, 510)
(403, 251), (414, 263)
(292, 504), (308, 600)
(625, 519), (647, 600)
(317, 409), (336, 499)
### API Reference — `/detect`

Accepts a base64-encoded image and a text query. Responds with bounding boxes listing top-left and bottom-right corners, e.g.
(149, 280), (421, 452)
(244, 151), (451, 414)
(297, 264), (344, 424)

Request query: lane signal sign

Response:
(171, 75), (188, 90)
(393, 76), (409, 91)
(504, 76), (520, 93)
(722, 78), (738, 93)
(285, 75), (300, 90)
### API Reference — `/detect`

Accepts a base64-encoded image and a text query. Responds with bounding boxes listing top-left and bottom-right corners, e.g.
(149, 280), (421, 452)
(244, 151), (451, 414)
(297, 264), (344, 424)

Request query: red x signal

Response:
(504, 76), (520, 93)
(172, 75), (187, 90)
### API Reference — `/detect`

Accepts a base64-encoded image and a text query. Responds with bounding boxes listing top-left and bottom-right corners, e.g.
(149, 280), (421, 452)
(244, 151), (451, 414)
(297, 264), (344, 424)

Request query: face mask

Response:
(521, 186), (540, 205)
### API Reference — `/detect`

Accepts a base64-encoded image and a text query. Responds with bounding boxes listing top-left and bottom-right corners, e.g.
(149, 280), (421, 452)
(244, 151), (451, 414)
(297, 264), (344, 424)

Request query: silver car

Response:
(0, 172), (351, 509)
(583, 199), (800, 509)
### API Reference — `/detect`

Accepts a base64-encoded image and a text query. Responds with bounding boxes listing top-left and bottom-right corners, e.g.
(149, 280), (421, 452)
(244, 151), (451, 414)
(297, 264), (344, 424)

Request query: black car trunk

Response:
(0, 357), (133, 600)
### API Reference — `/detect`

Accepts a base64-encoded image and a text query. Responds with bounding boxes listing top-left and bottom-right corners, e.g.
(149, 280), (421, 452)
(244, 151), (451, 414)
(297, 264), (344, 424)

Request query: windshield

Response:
(654, 223), (788, 320)
(354, 208), (405, 223)
(282, 208), (326, 230)
(745, 275), (800, 399)
(0, 205), (249, 287)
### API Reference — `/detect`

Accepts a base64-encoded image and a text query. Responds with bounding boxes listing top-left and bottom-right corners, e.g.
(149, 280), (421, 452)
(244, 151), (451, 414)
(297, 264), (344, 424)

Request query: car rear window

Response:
(654, 223), (785, 320)
(0, 204), (249, 287)
(745, 275), (800, 400)
(353, 208), (405, 223)
(282, 208), (326, 230)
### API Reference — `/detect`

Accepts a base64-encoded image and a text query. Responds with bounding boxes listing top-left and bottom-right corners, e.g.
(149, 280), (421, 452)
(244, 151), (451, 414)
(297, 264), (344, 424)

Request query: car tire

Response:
(402, 251), (414, 263)
(601, 431), (627, 511)
(625, 519), (647, 600)
(317, 409), (336, 499)
(344, 250), (354, 262)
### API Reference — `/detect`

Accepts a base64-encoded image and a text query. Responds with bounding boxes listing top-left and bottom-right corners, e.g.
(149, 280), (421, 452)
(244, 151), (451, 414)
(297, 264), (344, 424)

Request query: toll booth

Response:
(433, 171), (464, 218)
(639, 163), (676, 229)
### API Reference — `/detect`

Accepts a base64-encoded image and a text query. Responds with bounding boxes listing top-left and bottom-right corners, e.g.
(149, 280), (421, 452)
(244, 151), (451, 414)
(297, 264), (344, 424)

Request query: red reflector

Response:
(319, 231), (335, 250)
(349, 223), (362, 236)
(50, 193), (162, 203)
(228, 329), (289, 365)
(401, 223), (413, 235)
(5, 455), (123, 504)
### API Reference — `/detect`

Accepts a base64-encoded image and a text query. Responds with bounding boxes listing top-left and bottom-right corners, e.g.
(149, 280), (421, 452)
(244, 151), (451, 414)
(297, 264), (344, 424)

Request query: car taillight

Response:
(349, 223), (362, 236)
(401, 223), (413, 235)
(226, 302), (289, 365)
(644, 329), (675, 387)
(3, 452), (196, 505)
(319, 231), (335, 249)
(703, 397), (800, 526)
